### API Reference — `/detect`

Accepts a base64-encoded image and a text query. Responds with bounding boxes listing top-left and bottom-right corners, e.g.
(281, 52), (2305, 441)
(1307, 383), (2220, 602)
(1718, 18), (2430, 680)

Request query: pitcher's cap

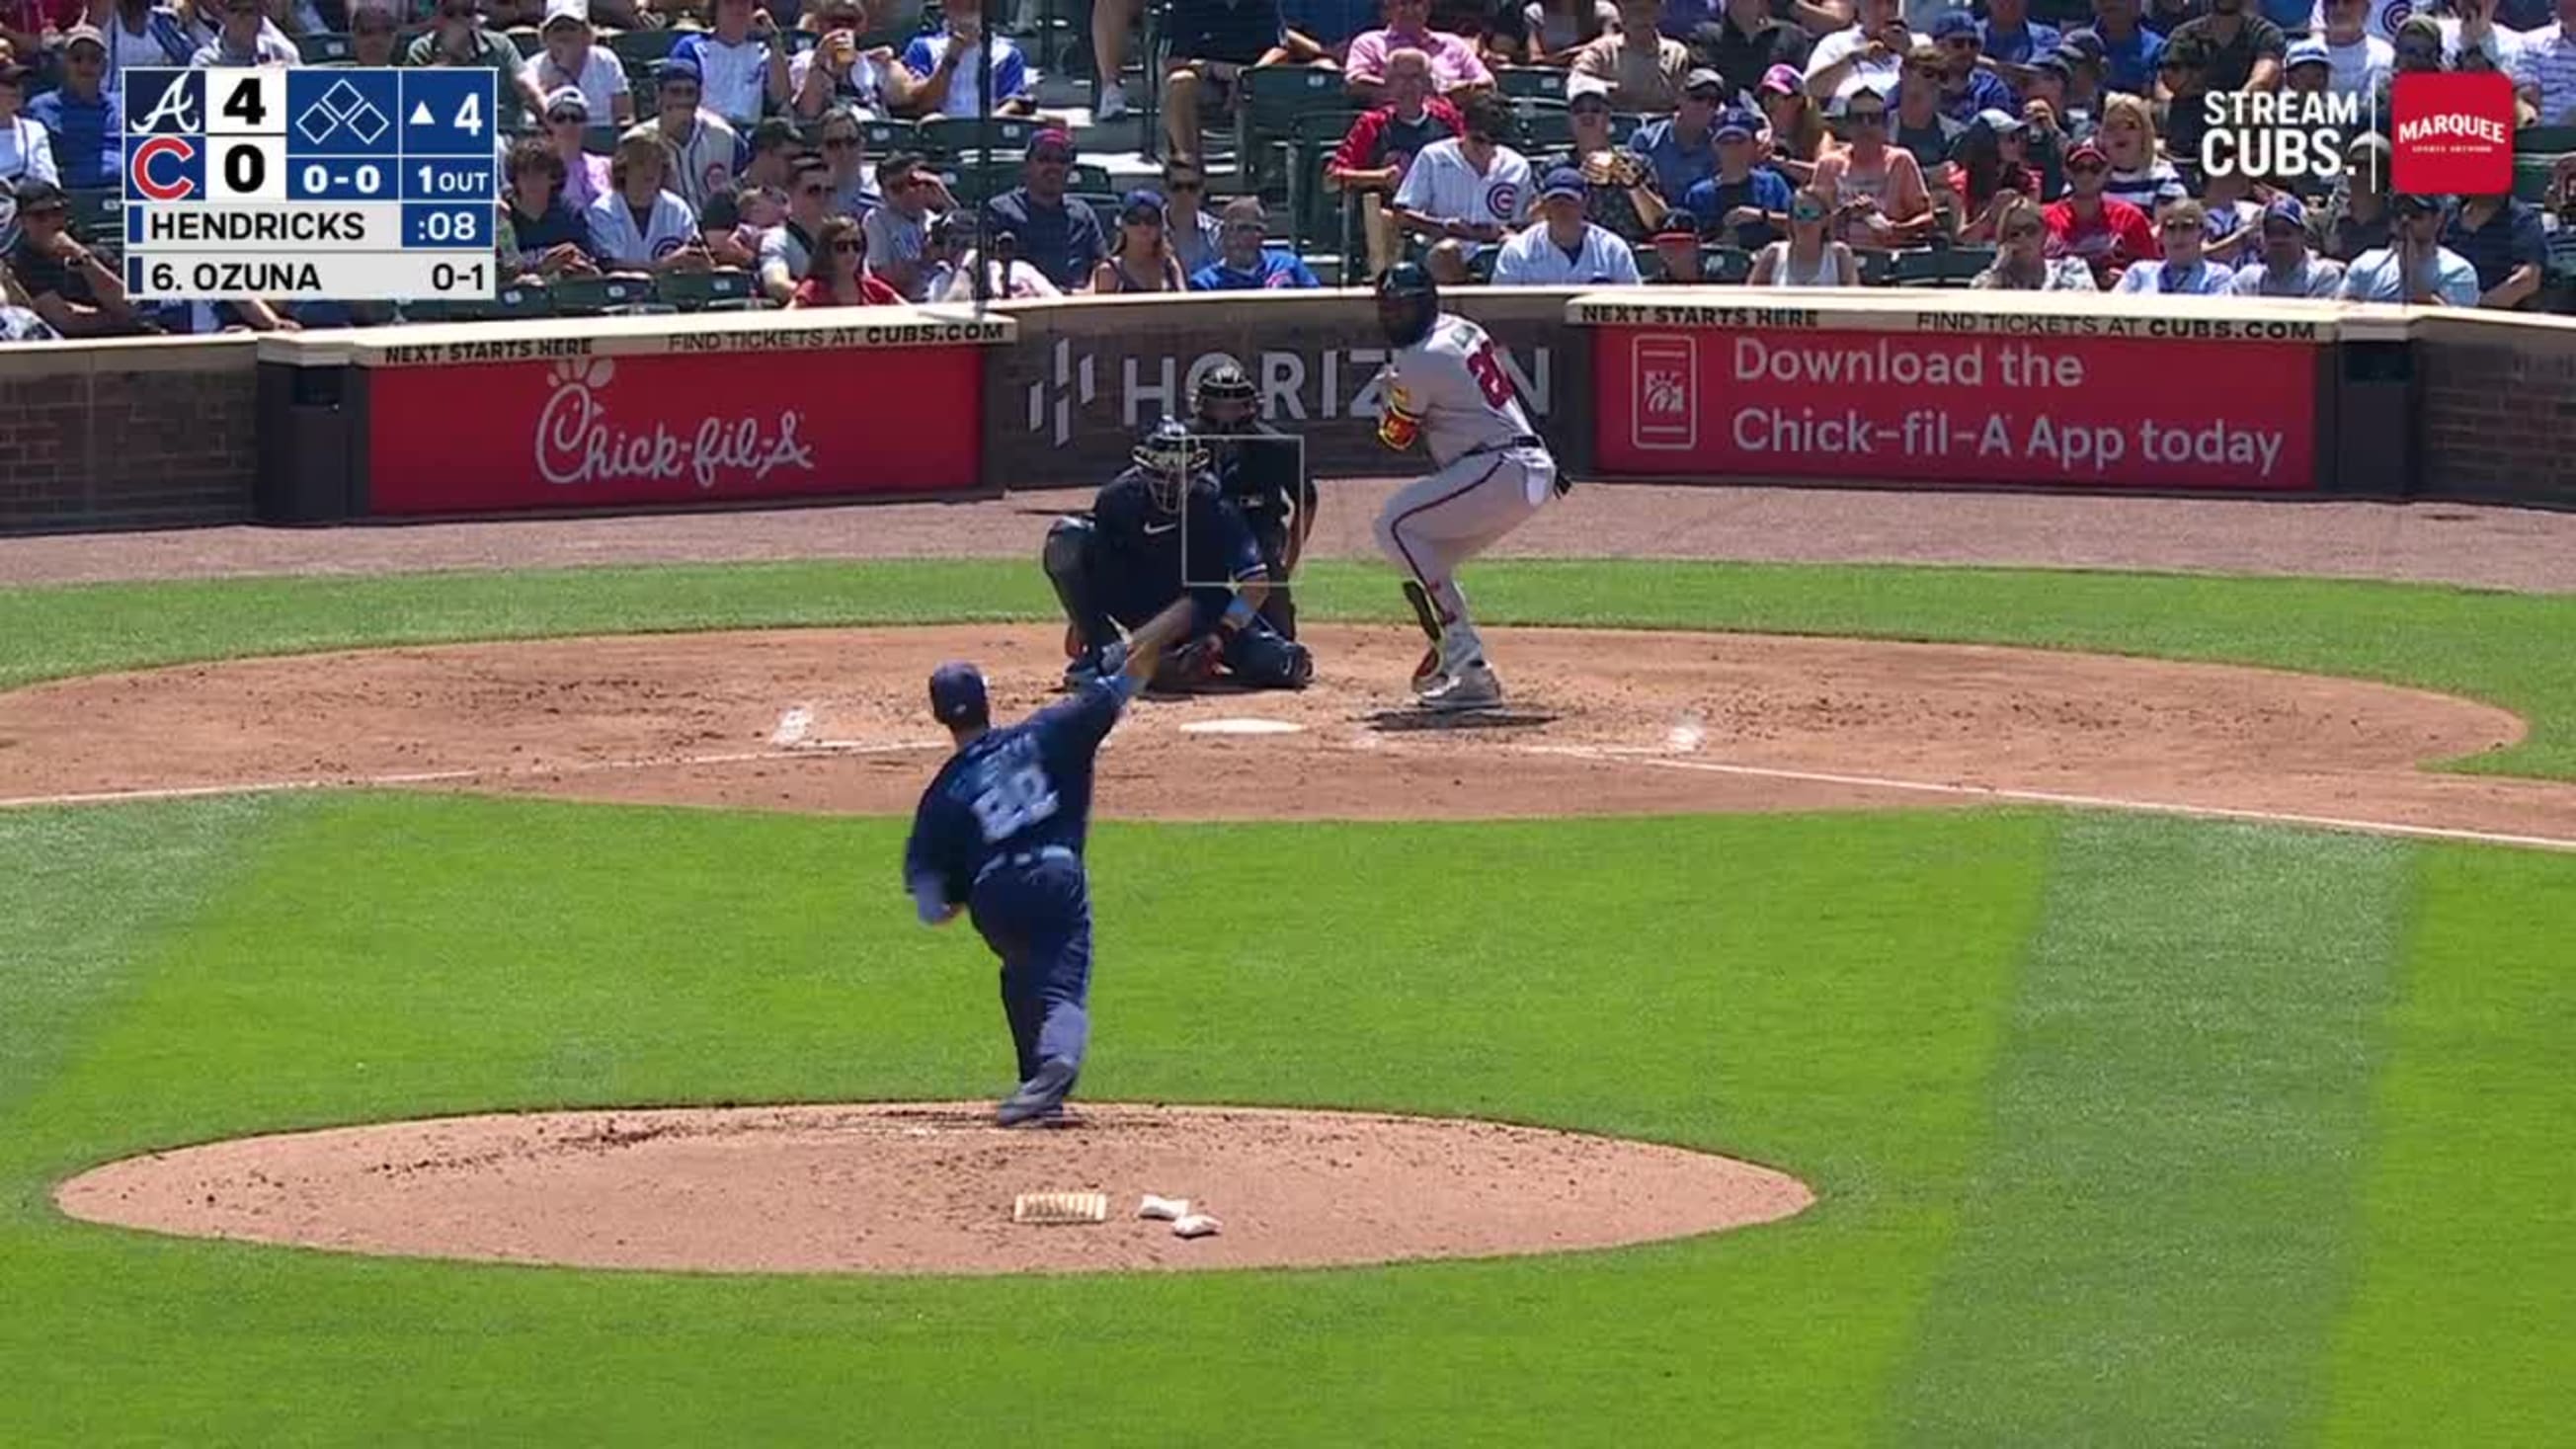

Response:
(928, 662), (990, 727)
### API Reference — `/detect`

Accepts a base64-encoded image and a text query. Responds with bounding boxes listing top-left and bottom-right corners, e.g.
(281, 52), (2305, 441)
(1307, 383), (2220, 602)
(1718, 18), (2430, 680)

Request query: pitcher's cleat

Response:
(997, 1058), (1078, 1126)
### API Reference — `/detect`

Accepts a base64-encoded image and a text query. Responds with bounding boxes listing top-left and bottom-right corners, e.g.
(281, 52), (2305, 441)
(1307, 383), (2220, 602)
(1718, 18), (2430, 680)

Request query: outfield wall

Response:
(0, 293), (2569, 535)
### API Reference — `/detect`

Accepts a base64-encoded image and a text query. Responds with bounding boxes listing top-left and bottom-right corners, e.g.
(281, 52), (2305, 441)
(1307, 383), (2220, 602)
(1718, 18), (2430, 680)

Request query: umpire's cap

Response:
(928, 662), (990, 729)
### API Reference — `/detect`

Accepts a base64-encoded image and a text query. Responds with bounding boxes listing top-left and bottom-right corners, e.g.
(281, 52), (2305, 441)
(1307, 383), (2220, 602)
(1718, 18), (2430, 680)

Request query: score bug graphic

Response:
(121, 68), (500, 302)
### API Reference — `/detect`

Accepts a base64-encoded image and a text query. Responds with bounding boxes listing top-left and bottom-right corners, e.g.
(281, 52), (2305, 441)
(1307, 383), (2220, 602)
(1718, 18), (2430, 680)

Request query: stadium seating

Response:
(296, 32), (357, 65)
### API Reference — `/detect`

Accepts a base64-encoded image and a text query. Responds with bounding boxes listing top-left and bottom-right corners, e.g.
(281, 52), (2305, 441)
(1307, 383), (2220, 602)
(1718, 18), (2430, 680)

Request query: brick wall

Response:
(0, 337), (259, 535)
(2414, 314), (2576, 511)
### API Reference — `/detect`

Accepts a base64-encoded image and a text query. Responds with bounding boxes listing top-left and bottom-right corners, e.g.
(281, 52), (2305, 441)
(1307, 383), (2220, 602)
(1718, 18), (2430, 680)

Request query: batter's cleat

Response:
(998, 1057), (1079, 1126)
(1409, 646), (1443, 694)
(1420, 662), (1503, 712)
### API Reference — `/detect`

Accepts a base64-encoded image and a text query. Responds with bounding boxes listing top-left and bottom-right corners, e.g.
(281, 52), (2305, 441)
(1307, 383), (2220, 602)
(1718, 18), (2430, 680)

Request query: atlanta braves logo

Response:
(1486, 181), (1520, 221)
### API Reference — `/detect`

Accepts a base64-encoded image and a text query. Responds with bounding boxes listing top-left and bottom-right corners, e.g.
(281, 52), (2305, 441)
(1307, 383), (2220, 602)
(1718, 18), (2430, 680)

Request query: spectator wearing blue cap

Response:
(1928, 11), (2021, 121)
(624, 57), (743, 214)
(407, 0), (545, 132)
(1681, 108), (1793, 249)
(1091, 188), (1192, 293)
(1492, 166), (1643, 282)
(2229, 195), (2345, 296)
(988, 129), (1109, 290)
(2310, 0), (2390, 98)
(1191, 197), (1325, 288)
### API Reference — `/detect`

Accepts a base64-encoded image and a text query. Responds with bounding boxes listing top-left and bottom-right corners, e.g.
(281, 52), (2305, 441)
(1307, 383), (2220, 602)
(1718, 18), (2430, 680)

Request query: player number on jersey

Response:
(221, 76), (265, 127)
(970, 763), (1061, 844)
(1465, 341), (1514, 410)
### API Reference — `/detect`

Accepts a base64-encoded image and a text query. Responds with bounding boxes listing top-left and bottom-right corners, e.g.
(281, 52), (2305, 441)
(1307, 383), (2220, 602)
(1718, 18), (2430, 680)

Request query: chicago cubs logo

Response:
(2377, 0), (2411, 38)
(128, 135), (199, 201)
(1485, 181), (1520, 220)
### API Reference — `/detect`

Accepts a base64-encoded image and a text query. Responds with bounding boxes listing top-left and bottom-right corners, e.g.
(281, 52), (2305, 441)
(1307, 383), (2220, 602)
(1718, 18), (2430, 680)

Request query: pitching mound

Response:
(5, 623), (2572, 844)
(52, 1104), (1814, 1275)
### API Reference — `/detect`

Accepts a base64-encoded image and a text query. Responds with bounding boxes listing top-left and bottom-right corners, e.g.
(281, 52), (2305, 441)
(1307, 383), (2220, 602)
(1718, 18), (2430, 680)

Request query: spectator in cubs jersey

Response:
(587, 130), (714, 273)
(1191, 197), (1326, 287)
(1390, 89), (1533, 282)
(673, 0), (792, 127)
(1492, 166), (1644, 282)
(627, 58), (742, 214)
(100, 0), (201, 86)
(532, 0), (630, 127)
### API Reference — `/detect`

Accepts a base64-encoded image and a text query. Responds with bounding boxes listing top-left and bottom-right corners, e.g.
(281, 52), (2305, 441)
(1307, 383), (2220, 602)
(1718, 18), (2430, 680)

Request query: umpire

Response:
(1188, 362), (1314, 640)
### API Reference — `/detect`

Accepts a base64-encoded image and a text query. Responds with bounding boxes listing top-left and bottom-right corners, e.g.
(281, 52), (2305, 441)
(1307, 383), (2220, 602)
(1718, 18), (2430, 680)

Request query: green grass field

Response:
(3, 560), (2571, 1446)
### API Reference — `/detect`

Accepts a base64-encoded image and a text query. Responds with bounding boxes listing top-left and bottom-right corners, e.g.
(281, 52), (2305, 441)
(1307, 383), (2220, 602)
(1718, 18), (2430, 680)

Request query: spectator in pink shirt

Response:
(1345, 0), (1494, 104)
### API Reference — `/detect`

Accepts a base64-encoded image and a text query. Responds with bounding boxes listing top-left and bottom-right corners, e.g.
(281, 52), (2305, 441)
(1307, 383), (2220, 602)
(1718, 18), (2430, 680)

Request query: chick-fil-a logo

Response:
(534, 358), (817, 492)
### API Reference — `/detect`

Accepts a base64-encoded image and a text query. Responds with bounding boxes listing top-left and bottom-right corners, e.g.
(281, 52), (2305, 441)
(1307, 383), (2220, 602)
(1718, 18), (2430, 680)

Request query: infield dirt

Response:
(3, 622), (2569, 843)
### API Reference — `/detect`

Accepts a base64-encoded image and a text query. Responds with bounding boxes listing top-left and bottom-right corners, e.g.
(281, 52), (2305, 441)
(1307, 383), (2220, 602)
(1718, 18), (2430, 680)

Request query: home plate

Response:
(1180, 718), (1306, 736)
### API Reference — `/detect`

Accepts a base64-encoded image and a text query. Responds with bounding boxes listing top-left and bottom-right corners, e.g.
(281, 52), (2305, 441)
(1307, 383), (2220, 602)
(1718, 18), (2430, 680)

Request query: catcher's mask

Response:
(1191, 362), (1258, 433)
(1133, 417), (1204, 513)
(1375, 263), (1438, 350)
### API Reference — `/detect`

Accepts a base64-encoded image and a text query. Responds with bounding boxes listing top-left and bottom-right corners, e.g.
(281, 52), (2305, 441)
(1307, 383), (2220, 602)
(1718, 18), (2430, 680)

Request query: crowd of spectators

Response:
(4, 0), (2576, 342)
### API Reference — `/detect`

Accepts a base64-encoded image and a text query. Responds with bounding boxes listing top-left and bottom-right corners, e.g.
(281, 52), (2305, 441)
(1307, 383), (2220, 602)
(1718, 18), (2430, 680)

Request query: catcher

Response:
(1041, 418), (1316, 692)
(1187, 362), (1316, 641)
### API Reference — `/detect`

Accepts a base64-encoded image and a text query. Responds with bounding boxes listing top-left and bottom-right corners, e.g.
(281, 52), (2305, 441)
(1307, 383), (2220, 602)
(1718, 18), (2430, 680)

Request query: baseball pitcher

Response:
(903, 597), (1198, 1125)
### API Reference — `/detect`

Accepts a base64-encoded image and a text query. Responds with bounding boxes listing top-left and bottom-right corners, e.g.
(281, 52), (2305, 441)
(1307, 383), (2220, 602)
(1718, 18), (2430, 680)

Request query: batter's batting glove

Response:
(1377, 403), (1422, 453)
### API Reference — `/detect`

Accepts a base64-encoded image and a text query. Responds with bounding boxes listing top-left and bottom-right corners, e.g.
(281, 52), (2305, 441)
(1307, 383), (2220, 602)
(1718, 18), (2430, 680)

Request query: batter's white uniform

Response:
(1371, 313), (1559, 683)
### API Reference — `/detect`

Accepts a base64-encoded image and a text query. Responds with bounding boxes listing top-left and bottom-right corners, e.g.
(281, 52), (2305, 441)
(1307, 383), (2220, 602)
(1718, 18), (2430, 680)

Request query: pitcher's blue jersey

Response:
(904, 675), (1138, 907)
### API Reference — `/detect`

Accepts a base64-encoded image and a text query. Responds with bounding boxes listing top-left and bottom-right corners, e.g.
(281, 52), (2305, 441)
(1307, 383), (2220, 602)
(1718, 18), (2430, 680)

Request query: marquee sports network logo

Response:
(2389, 72), (2515, 196)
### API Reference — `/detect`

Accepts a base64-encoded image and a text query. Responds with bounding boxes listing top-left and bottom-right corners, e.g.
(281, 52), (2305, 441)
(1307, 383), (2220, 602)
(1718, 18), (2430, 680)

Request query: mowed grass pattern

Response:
(0, 792), (2571, 1444)
(1889, 818), (2410, 1446)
